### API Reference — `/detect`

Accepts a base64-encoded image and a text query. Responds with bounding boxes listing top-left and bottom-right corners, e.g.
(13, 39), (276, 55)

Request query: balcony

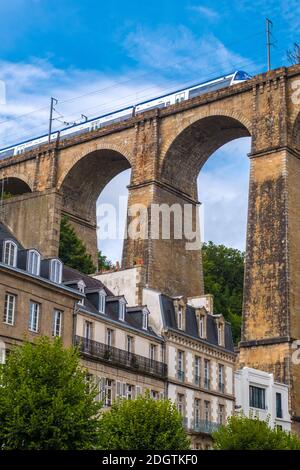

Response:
(193, 419), (221, 435)
(177, 369), (185, 382)
(218, 382), (225, 393)
(75, 336), (167, 379)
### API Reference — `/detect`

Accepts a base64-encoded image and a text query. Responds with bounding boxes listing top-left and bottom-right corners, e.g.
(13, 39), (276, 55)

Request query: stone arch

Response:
(160, 112), (252, 198)
(291, 111), (300, 152)
(0, 176), (32, 196)
(57, 141), (133, 190)
(59, 147), (132, 221)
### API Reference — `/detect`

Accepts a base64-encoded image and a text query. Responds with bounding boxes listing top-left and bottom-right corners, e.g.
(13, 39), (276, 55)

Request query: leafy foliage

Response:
(213, 414), (300, 450)
(1, 191), (12, 200)
(287, 42), (300, 64)
(59, 215), (96, 274)
(98, 394), (190, 450)
(0, 337), (103, 450)
(98, 250), (114, 271)
(202, 241), (244, 343)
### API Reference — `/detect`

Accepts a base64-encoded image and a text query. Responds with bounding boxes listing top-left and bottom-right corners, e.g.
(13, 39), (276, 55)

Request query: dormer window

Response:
(142, 310), (148, 330)
(199, 315), (204, 338)
(119, 299), (126, 321)
(77, 280), (86, 306)
(218, 322), (224, 346)
(27, 250), (40, 276)
(49, 259), (62, 284)
(177, 306), (183, 330)
(99, 290), (106, 314)
(3, 240), (17, 267)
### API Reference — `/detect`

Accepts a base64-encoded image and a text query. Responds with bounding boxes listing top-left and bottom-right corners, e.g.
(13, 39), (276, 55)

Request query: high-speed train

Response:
(0, 70), (251, 160)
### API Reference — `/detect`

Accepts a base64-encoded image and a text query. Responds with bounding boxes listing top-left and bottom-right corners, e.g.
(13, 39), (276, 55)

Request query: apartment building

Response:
(0, 223), (82, 362)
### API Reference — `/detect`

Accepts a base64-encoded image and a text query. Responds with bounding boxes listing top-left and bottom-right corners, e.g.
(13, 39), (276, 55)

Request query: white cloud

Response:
(188, 5), (220, 20)
(124, 26), (256, 78)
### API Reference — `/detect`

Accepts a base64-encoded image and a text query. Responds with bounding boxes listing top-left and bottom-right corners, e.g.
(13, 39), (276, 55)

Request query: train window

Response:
(166, 101), (171, 106)
(175, 93), (185, 104)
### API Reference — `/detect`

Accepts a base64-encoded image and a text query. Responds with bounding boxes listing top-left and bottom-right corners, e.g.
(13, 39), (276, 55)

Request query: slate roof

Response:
(63, 265), (113, 296)
(0, 222), (23, 248)
(160, 294), (234, 352)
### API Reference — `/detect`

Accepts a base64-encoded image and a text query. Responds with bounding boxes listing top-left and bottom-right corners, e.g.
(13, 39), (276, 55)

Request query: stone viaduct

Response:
(1, 65), (300, 428)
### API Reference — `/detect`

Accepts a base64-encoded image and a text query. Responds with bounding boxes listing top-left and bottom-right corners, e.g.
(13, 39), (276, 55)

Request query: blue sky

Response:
(0, 0), (299, 261)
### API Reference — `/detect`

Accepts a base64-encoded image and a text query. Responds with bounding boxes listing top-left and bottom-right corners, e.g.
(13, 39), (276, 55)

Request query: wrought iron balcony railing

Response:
(75, 336), (168, 378)
(193, 419), (221, 434)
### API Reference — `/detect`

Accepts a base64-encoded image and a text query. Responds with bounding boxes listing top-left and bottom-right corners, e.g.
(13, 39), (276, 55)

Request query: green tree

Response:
(0, 337), (102, 450)
(213, 414), (300, 450)
(98, 250), (114, 271)
(59, 215), (96, 274)
(202, 241), (244, 343)
(98, 394), (190, 450)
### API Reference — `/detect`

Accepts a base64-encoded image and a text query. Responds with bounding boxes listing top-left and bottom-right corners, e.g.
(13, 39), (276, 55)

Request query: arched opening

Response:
(0, 177), (32, 197)
(292, 111), (300, 152)
(162, 115), (250, 199)
(161, 114), (251, 342)
(59, 149), (132, 266)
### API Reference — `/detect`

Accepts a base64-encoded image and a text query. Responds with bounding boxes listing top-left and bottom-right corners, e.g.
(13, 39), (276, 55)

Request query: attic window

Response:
(99, 291), (106, 314)
(3, 240), (17, 267)
(119, 300), (126, 321)
(218, 323), (224, 346)
(27, 250), (40, 276)
(199, 315), (205, 338)
(142, 311), (148, 330)
(77, 281), (85, 306)
(177, 306), (183, 330)
(50, 259), (62, 284)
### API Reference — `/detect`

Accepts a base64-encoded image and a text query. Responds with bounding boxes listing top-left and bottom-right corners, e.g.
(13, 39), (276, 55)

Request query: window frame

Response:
(3, 240), (17, 267)
(249, 385), (266, 410)
(27, 249), (41, 276)
(3, 293), (16, 325)
(99, 290), (106, 314)
(118, 299), (126, 321)
(29, 301), (40, 333)
(52, 309), (62, 337)
(142, 311), (148, 330)
(49, 259), (62, 284)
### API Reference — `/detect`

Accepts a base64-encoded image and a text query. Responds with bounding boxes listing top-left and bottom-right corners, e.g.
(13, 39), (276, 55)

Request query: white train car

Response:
(0, 71), (251, 161)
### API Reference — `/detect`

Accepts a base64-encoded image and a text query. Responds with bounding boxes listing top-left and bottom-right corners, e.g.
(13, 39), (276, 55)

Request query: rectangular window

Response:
(204, 400), (210, 423)
(119, 301), (125, 321)
(218, 364), (225, 393)
(177, 393), (184, 416)
(218, 323), (224, 345)
(249, 385), (266, 410)
(276, 392), (283, 418)
(136, 385), (142, 397)
(84, 321), (92, 340)
(150, 344), (157, 362)
(127, 335), (133, 354)
(177, 307), (183, 330)
(142, 312), (148, 330)
(194, 356), (201, 386)
(3, 293), (16, 325)
(177, 350), (185, 381)
(29, 301), (39, 332)
(105, 379), (113, 406)
(194, 398), (201, 426)
(52, 310), (62, 337)
(204, 359), (210, 389)
(218, 404), (225, 425)
(0, 344), (5, 364)
(106, 329), (114, 347)
(199, 315), (204, 338)
(99, 292), (106, 314)
(127, 384), (134, 400)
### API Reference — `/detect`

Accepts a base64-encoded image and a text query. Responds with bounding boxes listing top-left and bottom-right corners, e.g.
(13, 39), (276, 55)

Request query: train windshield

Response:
(234, 71), (252, 80)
